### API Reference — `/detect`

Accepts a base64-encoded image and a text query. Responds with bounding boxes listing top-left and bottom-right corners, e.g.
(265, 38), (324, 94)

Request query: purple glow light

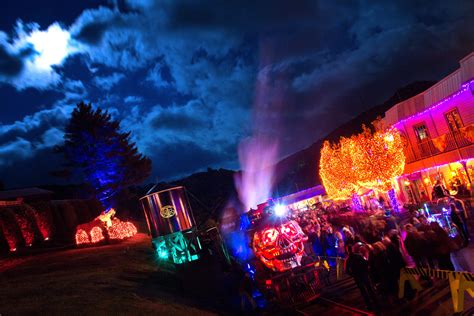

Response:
(393, 80), (474, 127)
(388, 188), (399, 212)
(351, 194), (363, 212)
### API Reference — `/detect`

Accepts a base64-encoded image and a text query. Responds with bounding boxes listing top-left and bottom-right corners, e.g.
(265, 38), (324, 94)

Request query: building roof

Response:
(0, 187), (53, 200)
(384, 51), (474, 126)
(277, 185), (326, 205)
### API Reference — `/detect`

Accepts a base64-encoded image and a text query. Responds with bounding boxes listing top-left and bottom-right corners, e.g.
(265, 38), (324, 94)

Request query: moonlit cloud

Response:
(0, 138), (33, 166)
(124, 95), (144, 103)
(27, 23), (73, 70)
(0, 21), (78, 90)
(92, 72), (125, 90)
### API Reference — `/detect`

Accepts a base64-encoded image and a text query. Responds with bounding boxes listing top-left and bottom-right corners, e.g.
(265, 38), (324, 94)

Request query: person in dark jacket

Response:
(450, 203), (469, 247)
(404, 224), (429, 268)
(383, 233), (406, 298)
(345, 243), (378, 310)
(368, 241), (390, 296)
(432, 180), (448, 199)
(430, 221), (455, 270)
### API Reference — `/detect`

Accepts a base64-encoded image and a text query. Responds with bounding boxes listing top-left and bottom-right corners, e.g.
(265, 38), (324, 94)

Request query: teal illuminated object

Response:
(152, 230), (201, 264)
(140, 186), (202, 264)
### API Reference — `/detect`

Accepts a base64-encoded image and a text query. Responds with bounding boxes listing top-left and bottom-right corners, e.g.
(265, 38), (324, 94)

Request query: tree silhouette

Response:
(58, 102), (151, 208)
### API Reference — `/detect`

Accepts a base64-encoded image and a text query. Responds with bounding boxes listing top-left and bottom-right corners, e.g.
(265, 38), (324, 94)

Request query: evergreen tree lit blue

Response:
(58, 102), (152, 208)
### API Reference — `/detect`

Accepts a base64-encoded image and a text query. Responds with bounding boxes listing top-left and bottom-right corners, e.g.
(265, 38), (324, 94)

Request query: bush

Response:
(0, 226), (10, 255)
(28, 202), (55, 241)
(0, 207), (24, 251)
(51, 201), (79, 243)
(73, 199), (92, 224)
(10, 205), (41, 246)
(85, 199), (103, 218)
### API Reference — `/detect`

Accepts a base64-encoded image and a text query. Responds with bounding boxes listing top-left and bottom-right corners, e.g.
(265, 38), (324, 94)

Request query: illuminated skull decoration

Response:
(252, 220), (307, 272)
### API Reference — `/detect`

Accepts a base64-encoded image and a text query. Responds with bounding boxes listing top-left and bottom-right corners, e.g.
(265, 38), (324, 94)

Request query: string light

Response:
(108, 219), (138, 240)
(75, 211), (137, 246)
(388, 189), (400, 212)
(351, 194), (363, 211)
(394, 80), (474, 127)
(90, 226), (105, 243)
(319, 124), (405, 200)
(75, 229), (89, 245)
(319, 138), (359, 200)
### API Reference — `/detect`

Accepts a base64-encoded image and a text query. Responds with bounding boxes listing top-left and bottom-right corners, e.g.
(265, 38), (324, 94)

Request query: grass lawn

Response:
(0, 233), (215, 315)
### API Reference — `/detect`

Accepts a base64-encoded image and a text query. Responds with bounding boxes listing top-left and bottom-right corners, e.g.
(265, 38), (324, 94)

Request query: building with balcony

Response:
(384, 52), (474, 203)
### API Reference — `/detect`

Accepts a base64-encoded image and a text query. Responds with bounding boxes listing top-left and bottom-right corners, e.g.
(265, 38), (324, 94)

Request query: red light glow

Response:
(253, 220), (307, 272)
(75, 229), (89, 245)
(90, 226), (105, 243)
(108, 219), (138, 240)
(74, 210), (137, 246)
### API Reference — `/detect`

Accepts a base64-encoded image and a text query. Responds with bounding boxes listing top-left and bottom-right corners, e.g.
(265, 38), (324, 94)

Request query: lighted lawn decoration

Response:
(319, 122), (405, 208)
(75, 208), (137, 245)
(140, 186), (201, 264)
(252, 220), (307, 272)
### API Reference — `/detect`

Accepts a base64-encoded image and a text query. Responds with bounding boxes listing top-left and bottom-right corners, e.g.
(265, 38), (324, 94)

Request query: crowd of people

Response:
(286, 197), (471, 311)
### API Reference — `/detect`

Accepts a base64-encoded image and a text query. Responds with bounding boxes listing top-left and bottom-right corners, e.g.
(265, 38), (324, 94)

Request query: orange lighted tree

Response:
(319, 138), (358, 200)
(319, 123), (405, 200)
(351, 125), (405, 192)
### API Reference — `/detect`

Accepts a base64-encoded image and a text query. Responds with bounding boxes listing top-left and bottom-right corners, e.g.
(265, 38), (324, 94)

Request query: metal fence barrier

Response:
(399, 267), (474, 313)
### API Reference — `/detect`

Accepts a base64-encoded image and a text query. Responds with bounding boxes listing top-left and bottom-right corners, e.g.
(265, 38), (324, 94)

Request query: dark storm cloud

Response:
(150, 140), (235, 180)
(1, 0), (474, 187)
(72, 9), (131, 45)
(0, 44), (35, 77)
(150, 111), (209, 131)
(0, 46), (24, 77)
(0, 146), (67, 188)
(74, 20), (110, 45)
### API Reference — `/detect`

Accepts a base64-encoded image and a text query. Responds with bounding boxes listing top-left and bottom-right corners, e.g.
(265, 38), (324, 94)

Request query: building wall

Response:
(383, 52), (474, 202)
(384, 52), (474, 127)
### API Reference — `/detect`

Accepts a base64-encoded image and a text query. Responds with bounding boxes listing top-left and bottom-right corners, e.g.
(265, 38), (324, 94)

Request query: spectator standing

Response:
(345, 243), (378, 310)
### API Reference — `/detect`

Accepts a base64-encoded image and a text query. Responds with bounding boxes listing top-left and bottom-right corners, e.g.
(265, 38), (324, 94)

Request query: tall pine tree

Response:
(59, 102), (151, 208)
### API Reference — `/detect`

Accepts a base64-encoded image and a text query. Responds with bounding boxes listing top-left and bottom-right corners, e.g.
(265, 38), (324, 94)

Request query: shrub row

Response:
(0, 199), (104, 255)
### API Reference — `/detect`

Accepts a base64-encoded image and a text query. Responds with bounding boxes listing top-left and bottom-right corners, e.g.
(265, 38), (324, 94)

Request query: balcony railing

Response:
(405, 130), (473, 163)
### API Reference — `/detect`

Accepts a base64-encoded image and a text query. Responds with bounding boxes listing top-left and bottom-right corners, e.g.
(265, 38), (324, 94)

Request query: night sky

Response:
(1, 0), (473, 188)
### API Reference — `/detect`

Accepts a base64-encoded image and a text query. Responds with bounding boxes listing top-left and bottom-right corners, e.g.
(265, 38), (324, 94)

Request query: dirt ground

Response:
(0, 234), (217, 315)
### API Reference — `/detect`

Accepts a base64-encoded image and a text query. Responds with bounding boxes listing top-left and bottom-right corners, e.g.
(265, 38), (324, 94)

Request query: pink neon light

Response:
(394, 80), (474, 127)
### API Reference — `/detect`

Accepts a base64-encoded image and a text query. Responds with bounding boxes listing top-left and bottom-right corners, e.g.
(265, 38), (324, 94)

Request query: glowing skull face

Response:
(252, 220), (307, 272)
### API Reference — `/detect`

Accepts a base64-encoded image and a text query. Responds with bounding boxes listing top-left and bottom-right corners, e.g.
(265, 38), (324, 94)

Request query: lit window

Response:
(414, 124), (429, 142)
(445, 108), (463, 132)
